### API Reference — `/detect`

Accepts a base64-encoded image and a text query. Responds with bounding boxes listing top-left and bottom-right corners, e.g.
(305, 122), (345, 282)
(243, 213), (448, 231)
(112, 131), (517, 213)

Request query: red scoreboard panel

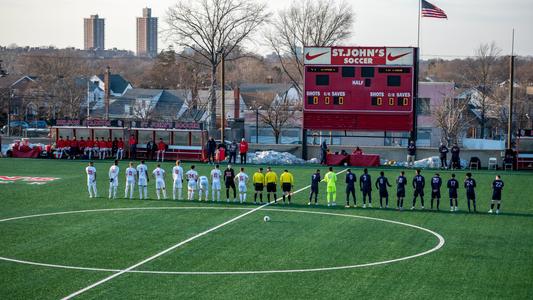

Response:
(303, 46), (418, 131)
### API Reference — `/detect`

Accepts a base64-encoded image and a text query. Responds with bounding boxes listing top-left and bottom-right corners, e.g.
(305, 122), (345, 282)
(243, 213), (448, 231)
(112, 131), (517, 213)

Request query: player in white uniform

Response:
(210, 164), (222, 202)
(124, 162), (137, 199)
(235, 167), (249, 203)
(85, 161), (98, 198)
(185, 165), (199, 201)
(152, 164), (167, 200)
(136, 160), (149, 199)
(198, 175), (209, 201)
(108, 160), (120, 199)
(172, 160), (184, 200)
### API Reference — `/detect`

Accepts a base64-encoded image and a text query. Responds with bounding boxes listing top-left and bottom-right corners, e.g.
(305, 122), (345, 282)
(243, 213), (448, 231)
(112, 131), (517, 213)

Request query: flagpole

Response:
(417, 0), (421, 48)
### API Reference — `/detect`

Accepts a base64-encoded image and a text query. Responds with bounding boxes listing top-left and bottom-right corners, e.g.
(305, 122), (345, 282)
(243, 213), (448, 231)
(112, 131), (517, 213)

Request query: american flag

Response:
(421, 0), (448, 19)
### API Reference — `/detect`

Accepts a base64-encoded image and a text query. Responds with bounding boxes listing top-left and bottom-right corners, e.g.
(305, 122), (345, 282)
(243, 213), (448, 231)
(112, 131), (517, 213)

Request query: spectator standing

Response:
(407, 140), (416, 168)
(206, 137), (217, 164)
(320, 140), (328, 165)
(239, 138), (249, 164)
(439, 142), (449, 169)
(128, 134), (137, 159)
(451, 143), (461, 169)
(228, 140), (238, 164)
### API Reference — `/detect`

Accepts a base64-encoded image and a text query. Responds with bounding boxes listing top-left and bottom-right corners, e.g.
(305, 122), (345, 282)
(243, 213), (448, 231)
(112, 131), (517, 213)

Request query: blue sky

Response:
(0, 0), (531, 58)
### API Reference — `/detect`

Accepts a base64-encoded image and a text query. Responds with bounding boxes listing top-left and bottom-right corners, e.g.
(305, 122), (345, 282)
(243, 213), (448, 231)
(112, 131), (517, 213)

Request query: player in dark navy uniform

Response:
(396, 171), (407, 210)
(308, 169), (321, 205)
(375, 171), (392, 208)
(464, 172), (477, 213)
(224, 165), (236, 202)
(430, 173), (442, 210)
(411, 169), (425, 210)
(345, 169), (357, 208)
(447, 173), (459, 212)
(359, 168), (372, 208)
(489, 175), (504, 214)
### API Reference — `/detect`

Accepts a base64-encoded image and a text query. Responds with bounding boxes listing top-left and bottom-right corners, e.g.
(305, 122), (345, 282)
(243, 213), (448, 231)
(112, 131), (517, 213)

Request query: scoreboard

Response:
(303, 46), (418, 132)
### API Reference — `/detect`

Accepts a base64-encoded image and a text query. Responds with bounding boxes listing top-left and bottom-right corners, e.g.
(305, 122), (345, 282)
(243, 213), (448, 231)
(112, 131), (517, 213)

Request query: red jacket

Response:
(129, 137), (136, 145)
(158, 141), (166, 151)
(239, 141), (248, 154)
(118, 140), (124, 149)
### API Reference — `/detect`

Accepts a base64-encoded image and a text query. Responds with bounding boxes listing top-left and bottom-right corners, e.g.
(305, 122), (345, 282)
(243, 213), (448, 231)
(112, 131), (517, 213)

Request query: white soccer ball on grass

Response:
(263, 216), (270, 222)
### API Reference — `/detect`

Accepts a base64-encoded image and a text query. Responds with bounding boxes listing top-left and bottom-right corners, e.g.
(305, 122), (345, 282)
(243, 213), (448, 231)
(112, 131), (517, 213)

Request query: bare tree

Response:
(465, 42), (502, 138)
(432, 96), (472, 144)
(266, 0), (354, 91)
(255, 91), (301, 144)
(131, 99), (156, 122)
(165, 0), (270, 134)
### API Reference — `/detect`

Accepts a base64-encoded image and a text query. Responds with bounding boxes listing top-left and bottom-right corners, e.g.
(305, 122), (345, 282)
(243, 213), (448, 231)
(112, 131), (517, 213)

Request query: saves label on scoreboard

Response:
(303, 46), (418, 132)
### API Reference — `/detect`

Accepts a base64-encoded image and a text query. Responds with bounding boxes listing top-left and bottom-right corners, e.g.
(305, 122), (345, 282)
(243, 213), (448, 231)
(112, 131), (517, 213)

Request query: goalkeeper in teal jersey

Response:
(322, 167), (337, 206)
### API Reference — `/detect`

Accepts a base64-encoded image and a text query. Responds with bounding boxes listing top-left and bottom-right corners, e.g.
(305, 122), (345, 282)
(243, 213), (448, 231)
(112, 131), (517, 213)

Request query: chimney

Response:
(104, 66), (110, 120)
(234, 87), (240, 119)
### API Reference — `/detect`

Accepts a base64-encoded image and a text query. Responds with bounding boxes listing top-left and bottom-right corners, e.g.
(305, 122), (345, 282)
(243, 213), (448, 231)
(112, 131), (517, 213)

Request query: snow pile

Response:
(307, 157), (320, 164)
(249, 151), (306, 165)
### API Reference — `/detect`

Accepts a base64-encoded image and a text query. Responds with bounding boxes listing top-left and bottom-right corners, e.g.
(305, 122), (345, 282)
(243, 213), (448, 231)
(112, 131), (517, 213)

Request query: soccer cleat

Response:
(454, 207), (459, 212)
(327, 203), (331, 207)
(496, 210), (500, 214)
(362, 204), (366, 208)
(345, 205), (350, 208)
(226, 199), (230, 203)
(421, 206), (425, 210)
(332, 202), (336, 206)
(386, 205), (389, 208)
(450, 207), (454, 212)
(380, 206), (383, 209)
(314, 202), (318, 206)
(411, 206), (415, 210)
(368, 203), (372, 208)
(488, 209), (493, 214)
(308, 202), (311, 205)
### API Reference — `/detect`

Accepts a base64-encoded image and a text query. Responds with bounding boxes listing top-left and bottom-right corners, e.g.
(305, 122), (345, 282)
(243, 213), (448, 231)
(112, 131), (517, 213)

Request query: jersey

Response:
(464, 178), (476, 194)
(137, 164), (148, 179)
(396, 176), (407, 191)
(86, 166), (96, 184)
(376, 176), (391, 191)
(279, 172), (294, 185)
(265, 171), (278, 184)
(152, 168), (165, 181)
(412, 175), (425, 191)
(253, 172), (265, 185)
(211, 169), (222, 183)
(492, 179), (504, 200)
(224, 169), (235, 184)
(236, 172), (249, 185)
(360, 174), (372, 191)
(311, 173), (321, 188)
(431, 176), (442, 191)
(186, 170), (199, 183)
(172, 166), (184, 182)
(108, 165), (120, 187)
(447, 178), (459, 198)
(324, 171), (337, 187)
(345, 173), (356, 189)
(125, 167), (136, 182)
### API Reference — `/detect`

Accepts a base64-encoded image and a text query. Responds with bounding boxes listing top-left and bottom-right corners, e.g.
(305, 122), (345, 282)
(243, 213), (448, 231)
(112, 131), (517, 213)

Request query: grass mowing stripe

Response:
(61, 169), (348, 299)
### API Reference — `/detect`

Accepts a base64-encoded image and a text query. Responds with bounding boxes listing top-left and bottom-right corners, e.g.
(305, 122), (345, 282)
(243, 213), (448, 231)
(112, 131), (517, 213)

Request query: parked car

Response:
(29, 120), (48, 128)
(1, 121), (29, 134)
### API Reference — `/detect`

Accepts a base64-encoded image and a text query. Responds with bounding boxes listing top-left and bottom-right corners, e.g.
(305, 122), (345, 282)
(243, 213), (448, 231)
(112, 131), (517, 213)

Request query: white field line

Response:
(60, 169), (348, 299)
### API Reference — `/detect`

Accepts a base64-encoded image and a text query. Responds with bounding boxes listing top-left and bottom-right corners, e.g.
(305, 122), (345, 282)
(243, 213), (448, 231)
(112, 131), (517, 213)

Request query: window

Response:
(315, 74), (329, 86)
(387, 75), (401, 86)
(342, 67), (355, 77)
(361, 67), (374, 78)
(417, 98), (431, 115)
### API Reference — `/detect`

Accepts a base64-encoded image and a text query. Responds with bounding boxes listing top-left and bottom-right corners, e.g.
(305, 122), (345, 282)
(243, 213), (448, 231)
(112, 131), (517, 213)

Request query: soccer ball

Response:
(263, 216), (270, 222)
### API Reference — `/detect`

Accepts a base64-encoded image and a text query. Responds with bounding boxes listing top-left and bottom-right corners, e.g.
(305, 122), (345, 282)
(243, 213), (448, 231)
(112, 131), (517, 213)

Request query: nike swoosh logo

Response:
(305, 51), (329, 61)
(387, 52), (411, 61)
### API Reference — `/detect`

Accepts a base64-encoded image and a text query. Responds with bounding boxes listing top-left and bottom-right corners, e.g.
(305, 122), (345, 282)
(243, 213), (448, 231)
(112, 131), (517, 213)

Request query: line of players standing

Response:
(312, 167), (504, 214)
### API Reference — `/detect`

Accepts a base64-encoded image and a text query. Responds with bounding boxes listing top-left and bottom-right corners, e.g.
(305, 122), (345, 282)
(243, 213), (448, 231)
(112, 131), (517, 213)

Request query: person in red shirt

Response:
(157, 138), (167, 162)
(70, 136), (79, 159)
(98, 137), (107, 159)
(128, 134), (137, 159)
(352, 146), (363, 155)
(84, 137), (93, 160)
(239, 138), (249, 164)
(56, 136), (64, 159)
(116, 137), (125, 160)
(79, 137), (86, 155)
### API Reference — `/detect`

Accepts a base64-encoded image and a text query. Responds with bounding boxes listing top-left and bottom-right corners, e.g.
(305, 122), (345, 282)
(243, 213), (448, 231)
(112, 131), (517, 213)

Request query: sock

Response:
(467, 199), (471, 211)
(260, 194), (263, 202)
(144, 187), (148, 199)
(283, 195), (286, 203)
(491, 203), (494, 209)
(139, 187), (143, 199)
(254, 193), (257, 202)
(274, 194), (277, 203)
(217, 191), (220, 201)
(473, 200), (477, 212)
(156, 190), (160, 200)
(93, 185), (97, 197)
(437, 199), (440, 210)
(497, 204), (500, 210)
(243, 193), (246, 202)
(226, 189), (230, 200)
(385, 196), (388, 206)
(421, 197), (424, 207)
(288, 195), (291, 203)
(327, 193), (331, 204)
(332, 192), (336, 203)
(380, 197), (383, 207)
(88, 186), (93, 197)
(267, 194), (270, 202)
(162, 189), (167, 199)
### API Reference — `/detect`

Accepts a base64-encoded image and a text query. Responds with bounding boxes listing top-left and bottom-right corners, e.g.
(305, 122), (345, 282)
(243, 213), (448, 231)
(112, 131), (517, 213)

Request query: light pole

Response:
(216, 47), (226, 142)
(250, 106), (262, 143)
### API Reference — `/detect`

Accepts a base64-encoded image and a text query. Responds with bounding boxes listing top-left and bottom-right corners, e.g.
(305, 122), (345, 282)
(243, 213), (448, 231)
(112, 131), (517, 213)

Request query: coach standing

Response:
(407, 140), (416, 168)
(129, 134), (137, 159)
(438, 142), (449, 169)
(206, 137), (217, 164)
(451, 143), (461, 170)
(320, 140), (328, 165)
(239, 138), (249, 164)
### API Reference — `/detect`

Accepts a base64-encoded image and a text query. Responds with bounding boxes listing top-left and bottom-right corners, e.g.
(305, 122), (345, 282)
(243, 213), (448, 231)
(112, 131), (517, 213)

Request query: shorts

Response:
(362, 190), (371, 197)
(397, 189), (405, 198)
(267, 183), (277, 193)
(156, 179), (166, 189)
(173, 180), (182, 188)
(225, 181), (236, 189)
(414, 189), (424, 197)
(310, 185), (319, 193)
(282, 183), (292, 193)
(431, 190), (441, 198)
(327, 185), (336, 193)
(87, 179), (96, 186)
(492, 191), (501, 201)
(449, 191), (458, 199)
(126, 179), (135, 186)
(212, 181), (221, 190)
(346, 186), (355, 193)
(491, 200), (501, 204)
(238, 183), (247, 193)
(138, 177), (147, 186)
(188, 181), (197, 190)
(466, 191), (476, 200)
(254, 183), (264, 192)
(109, 178), (118, 187)
(379, 190), (389, 197)
(200, 182), (208, 190)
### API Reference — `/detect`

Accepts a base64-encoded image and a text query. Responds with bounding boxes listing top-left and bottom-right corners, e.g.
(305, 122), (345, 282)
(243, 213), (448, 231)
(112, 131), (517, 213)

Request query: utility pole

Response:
(507, 29), (515, 149)
(220, 49), (225, 142)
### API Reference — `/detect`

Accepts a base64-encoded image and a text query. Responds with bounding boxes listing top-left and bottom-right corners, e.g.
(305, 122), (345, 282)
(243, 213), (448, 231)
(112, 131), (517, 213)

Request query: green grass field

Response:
(0, 158), (532, 299)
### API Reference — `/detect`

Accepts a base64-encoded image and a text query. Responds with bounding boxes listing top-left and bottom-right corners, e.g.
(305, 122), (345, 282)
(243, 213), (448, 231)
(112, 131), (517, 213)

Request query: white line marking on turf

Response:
(59, 170), (348, 299)
(0, 207), (445, 276)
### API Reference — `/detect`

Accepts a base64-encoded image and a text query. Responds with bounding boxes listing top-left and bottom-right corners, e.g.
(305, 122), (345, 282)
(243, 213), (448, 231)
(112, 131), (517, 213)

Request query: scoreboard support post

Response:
(411, 47), (419, 142)
(302, 128), (308, 160)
